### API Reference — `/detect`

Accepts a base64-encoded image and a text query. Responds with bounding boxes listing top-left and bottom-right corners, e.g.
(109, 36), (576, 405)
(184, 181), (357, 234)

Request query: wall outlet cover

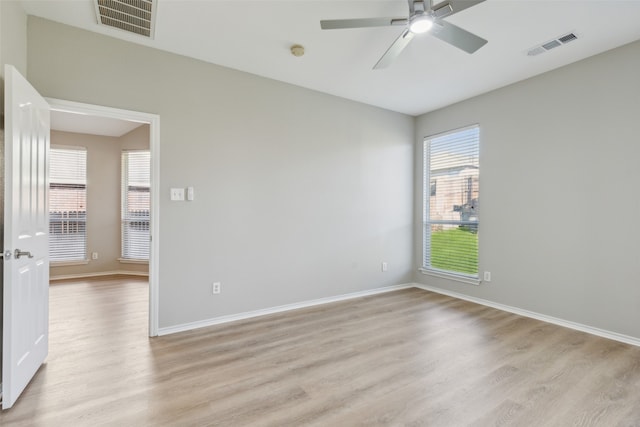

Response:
(170, 188), (185, 201)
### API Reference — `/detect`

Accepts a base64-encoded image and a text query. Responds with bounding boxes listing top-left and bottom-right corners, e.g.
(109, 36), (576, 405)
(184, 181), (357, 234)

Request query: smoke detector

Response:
(290, 45), (305, 57)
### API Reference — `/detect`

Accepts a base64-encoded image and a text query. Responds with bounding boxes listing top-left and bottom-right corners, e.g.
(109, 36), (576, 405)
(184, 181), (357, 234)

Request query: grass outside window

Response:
(430, 228), (478, 275)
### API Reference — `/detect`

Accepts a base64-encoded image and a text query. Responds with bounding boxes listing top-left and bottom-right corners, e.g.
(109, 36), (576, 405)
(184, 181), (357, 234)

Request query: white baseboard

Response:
(50, 270), (149, 281)
(158, 283), (414, 336)
(158, 281), (640, 347)
(413, 283), (640, 348)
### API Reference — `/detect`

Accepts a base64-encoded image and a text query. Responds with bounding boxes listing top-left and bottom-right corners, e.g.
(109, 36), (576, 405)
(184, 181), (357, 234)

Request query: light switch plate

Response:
(170, 188), (185, 201)
(187, 186), (194, 201)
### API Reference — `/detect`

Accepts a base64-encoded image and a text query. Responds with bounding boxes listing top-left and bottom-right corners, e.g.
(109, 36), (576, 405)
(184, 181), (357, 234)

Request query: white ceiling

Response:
(21, 0), (640, 116)
(50, 109), (143, 137)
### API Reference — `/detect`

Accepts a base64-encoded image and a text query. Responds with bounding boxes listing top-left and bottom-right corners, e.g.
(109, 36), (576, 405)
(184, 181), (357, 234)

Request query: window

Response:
(121, 150), (150, 260)
(49, 147), (87, 262)
(423, 125), (479, 279)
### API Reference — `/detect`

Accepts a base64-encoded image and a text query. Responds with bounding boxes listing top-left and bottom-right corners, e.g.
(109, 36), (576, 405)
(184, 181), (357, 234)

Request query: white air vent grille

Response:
(527, 46), (546, 57)
(542, 40), (561, 51)
(95, 0), (155, 38)
(527, 32), (578, 57)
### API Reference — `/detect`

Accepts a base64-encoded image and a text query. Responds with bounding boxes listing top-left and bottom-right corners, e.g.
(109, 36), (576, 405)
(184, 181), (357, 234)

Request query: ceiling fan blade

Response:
(448, 0), (486, 14)
(321, 17), (406, 30)
(433, 0), (486, 19)
(373, 29), (415, 70)
(430, 20), (487, 53)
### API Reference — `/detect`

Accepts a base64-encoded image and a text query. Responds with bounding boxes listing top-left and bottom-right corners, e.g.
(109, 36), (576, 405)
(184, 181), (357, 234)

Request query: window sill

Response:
(118, 258), (149, 265)
(51, 259), (90, 267)
(419, 268), (481, 286)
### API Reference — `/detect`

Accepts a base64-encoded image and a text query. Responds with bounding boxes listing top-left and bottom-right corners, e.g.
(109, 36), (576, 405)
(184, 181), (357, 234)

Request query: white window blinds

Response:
(122, 151), (150, 260)
(49, 147), (87, 262)
(423, 125), (479, 278)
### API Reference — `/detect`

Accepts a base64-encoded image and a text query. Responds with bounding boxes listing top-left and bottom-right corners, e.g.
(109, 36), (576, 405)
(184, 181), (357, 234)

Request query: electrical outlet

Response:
(212, 282), (221, 294)
(483, 271), (491, 282)
(92, 252), (98, 260)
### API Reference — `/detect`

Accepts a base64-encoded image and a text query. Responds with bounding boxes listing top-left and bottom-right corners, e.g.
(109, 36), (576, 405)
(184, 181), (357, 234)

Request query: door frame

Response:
(46, 98), (160, 337)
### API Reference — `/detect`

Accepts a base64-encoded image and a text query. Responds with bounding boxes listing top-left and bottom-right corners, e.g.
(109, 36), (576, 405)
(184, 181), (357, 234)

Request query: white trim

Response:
(50, 270), (149, 281)
(419, 268), (480, 286)
(51, 259), (90, 267)
(45, 98), (152, 124)
(158, 283), (414, 336)
(424, 123), (481, 141)
(118, 258), (149, 265)
(45, 98), (160, 337)
(149, 115), (160, 337)
(413, 283), (640, 348)
(51, 144), (87, 151)
(157, 280), (640, 347)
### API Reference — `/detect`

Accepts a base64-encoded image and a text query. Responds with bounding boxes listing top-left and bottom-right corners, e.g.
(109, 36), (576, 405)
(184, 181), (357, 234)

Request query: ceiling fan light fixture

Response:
(409, 15), (433, 34)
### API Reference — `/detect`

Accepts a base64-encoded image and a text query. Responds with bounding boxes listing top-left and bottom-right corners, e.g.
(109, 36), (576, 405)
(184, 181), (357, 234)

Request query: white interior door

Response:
(2, 65), (50, 410)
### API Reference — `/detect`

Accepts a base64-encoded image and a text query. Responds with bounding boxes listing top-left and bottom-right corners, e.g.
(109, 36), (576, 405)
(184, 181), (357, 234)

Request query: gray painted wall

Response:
(20, 9), (640, 342)
(0, 0), (27, 79)
(50, 127), (150, 278)
(414, 40), (640, 339)
(0, 0), (27, 120)
(27, 17), (415, 328)
(121, 124), (150, 150)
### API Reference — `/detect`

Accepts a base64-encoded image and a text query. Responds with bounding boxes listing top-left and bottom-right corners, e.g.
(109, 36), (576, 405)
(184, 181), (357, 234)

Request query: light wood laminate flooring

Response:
(2, 277), (640, 426)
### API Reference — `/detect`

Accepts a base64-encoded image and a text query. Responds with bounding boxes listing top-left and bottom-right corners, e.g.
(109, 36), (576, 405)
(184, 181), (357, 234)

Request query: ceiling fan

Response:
(320, 0), (487, 69)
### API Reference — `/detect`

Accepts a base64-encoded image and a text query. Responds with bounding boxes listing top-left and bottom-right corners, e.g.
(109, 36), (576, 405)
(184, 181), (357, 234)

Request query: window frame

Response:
(121, 150), (151, 262)
(49, 145), (88, 264)
(421, 124), (480, 285)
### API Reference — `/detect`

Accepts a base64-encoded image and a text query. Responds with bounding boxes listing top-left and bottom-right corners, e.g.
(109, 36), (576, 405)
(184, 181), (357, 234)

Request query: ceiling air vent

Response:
(526, 32), (578, 57)
(542, 40), (561, 51)
(558, 33), (578, 44)
(95, 0), (155, 38)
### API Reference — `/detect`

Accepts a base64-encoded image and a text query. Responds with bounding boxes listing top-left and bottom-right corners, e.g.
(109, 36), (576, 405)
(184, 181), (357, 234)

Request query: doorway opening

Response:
(46, 98), (160, 336)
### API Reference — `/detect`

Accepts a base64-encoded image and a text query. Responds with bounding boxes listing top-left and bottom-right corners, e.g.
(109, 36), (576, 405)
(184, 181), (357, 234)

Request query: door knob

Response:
(14, 249), (34, 259)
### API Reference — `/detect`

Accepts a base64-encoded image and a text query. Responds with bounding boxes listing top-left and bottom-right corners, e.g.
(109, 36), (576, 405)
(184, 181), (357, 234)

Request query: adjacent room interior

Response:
(1, 0), (640, 424)
(48, 111), (150, 281)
